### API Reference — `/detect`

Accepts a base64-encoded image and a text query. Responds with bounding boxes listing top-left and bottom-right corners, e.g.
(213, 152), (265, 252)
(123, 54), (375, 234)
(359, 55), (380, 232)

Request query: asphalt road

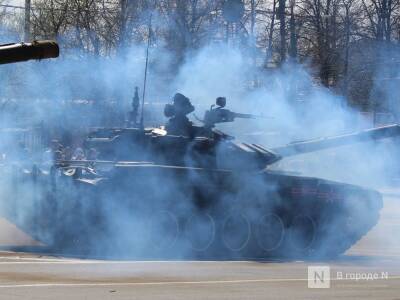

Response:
(0, 189), (399, 300)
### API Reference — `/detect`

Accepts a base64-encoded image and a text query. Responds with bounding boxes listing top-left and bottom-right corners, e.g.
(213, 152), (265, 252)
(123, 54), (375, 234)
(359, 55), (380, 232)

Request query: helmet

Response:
(172, 93), (194, 115)
(216, 97), (226, 108)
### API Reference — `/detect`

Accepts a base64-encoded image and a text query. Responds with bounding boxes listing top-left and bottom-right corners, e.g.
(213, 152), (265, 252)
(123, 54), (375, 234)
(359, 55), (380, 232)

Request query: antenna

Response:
(139, 13), (152, 129)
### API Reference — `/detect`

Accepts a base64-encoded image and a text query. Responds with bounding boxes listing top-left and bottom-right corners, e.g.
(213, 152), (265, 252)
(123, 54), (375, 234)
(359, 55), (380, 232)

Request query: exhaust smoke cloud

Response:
(0, 26), (399, 260)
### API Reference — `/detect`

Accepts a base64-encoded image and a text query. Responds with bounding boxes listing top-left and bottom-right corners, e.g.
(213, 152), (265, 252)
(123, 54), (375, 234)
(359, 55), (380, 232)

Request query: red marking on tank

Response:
(290, 187), (342, 202)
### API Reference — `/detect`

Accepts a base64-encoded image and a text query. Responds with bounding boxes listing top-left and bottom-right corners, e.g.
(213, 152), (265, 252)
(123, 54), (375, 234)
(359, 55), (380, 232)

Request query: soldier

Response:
(130, 86), (140, 126)
(72, 147), (85, 160)
(164, 93), (195, 137)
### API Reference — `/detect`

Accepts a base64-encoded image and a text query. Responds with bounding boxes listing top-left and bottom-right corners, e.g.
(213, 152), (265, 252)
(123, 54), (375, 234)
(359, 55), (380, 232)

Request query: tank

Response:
(3, 96), (396, 259)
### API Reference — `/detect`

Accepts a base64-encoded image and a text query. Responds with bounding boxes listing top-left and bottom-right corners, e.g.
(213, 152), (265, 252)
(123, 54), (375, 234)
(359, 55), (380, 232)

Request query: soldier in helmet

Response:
(129, 86), (140, 126)
(164, 93), (195, 137)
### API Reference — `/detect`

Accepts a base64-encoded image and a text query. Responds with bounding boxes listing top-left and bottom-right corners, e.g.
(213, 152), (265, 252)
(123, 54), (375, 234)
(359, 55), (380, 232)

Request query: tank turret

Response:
(0, 40), (59, 65)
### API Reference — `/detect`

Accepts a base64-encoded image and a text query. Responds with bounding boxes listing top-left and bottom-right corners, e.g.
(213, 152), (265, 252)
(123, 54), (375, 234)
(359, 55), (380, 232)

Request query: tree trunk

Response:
(118, 0), (127, 51)
(278, 0), (286, 63)
(343, 4), (350, 96)
(265, 0), (277, 65)
(24, 0), (31, 41)
(288, 0), (297, 60)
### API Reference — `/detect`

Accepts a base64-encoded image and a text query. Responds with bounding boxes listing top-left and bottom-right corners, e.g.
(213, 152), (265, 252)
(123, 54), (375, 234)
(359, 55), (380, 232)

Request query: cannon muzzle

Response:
(0, 40), (59, 65)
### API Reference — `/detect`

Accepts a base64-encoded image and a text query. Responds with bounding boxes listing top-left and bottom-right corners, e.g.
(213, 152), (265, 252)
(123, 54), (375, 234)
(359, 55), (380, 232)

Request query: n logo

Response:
(308, 266), (331, 288)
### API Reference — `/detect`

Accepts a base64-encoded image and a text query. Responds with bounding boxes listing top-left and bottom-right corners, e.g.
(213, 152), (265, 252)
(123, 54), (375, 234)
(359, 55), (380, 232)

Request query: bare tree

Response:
(361, 0), (400, 41)
(31, 0), (70, 39)
(0, 0), (12, 25)
(156, 0), (220, 64)
(0, 0), (395, 110)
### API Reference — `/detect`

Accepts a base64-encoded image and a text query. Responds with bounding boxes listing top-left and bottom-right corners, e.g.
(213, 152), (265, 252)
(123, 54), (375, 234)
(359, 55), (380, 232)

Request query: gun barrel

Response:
(233, 112), (255, 119)
(233, 112), (271, 119)
(0, 40), (59, 65)
(272, 124), (400, 157)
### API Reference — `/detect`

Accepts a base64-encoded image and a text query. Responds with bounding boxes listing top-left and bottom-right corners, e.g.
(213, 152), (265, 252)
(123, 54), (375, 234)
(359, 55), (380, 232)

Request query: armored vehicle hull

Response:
(2, 163), (382, 259)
